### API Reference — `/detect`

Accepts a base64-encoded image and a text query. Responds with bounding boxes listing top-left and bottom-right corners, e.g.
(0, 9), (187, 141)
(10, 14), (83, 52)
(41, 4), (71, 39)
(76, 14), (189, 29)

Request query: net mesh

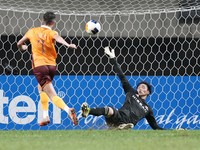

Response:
(0, 0), (200, 14)
(0, 0), (199, 130)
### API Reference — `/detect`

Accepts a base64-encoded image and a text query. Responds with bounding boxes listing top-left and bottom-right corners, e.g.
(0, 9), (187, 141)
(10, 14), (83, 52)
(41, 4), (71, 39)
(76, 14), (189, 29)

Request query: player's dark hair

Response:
(43, 11), (56, 25)
(137, 81), (152, 95)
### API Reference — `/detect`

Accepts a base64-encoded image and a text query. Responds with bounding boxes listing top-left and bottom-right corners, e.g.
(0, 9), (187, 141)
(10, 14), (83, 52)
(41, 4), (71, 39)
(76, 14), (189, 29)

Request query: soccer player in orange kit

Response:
(17, 12), (78, 126)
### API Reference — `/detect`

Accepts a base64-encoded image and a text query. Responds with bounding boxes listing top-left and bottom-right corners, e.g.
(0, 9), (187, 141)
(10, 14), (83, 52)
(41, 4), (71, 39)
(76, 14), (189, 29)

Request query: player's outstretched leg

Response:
(43, 83), (78, 126)
(51, 96), (78, 125)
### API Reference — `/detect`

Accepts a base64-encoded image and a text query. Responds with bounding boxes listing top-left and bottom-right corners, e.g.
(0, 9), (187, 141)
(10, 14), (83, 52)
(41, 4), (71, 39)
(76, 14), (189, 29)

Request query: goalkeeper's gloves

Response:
(104, 46), (116, 58)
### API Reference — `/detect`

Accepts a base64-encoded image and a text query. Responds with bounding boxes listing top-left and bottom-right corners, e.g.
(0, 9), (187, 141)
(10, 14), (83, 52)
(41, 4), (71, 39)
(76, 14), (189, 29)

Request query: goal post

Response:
(0, 0), (199, 130)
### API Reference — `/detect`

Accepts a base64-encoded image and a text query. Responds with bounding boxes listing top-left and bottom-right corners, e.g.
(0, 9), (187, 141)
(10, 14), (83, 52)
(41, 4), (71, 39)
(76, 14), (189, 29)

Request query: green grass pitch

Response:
(0, 130), (199, 150)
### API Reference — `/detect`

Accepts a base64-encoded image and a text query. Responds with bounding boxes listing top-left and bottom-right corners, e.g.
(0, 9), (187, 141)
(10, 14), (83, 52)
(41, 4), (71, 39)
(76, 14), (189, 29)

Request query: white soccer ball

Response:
(85, 20), (101, 35)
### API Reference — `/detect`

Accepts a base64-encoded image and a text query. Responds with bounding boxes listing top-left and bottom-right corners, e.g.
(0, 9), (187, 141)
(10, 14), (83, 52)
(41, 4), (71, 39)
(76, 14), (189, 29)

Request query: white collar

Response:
(41, 25), (52, 30)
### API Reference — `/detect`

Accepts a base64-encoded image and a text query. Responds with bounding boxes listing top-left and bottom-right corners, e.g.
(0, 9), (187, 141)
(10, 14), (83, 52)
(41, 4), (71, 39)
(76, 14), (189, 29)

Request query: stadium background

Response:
(0, 0), (199, 130)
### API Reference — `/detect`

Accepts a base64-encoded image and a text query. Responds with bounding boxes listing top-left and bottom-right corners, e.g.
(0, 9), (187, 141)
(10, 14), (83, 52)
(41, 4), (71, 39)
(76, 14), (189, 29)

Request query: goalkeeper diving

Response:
(81, 47), (165, 130)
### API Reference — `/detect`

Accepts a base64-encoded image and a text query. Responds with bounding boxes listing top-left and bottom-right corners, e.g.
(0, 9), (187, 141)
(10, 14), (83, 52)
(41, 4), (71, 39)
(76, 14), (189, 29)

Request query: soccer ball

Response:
(85, 20), (101, 35)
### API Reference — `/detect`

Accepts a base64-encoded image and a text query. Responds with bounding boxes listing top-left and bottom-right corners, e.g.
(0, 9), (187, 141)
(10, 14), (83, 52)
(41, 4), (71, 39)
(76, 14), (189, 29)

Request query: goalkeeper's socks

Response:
(52, 96), (70, 114)
(89, 108), (106, 116)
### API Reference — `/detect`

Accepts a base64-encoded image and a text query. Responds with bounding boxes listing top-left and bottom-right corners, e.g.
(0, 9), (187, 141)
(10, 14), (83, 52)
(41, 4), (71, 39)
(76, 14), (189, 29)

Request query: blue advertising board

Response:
(0, 75), (199, 130)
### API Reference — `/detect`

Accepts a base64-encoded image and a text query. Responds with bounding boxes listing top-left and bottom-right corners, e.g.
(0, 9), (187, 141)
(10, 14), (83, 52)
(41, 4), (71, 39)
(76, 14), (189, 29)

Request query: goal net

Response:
(0, 0), (199, 130)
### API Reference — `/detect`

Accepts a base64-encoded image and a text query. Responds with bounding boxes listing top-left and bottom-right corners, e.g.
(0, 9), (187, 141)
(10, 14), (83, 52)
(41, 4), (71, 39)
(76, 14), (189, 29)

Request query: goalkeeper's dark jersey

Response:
(110, 58), (163, 130)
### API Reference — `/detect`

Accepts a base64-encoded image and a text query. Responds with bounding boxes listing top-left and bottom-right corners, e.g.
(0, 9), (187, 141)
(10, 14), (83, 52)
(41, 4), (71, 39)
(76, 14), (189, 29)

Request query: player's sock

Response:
(43, 110), (49, 118)
(52, 96), (70, 113)
(40, 92), (49, 118)
(89, 108), (106, 116)
(52, 96), (78, 125)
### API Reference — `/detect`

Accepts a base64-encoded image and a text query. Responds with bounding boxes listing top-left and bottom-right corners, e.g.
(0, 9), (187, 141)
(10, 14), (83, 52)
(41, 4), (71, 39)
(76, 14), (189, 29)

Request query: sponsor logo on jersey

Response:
(132, 95), (148, 113)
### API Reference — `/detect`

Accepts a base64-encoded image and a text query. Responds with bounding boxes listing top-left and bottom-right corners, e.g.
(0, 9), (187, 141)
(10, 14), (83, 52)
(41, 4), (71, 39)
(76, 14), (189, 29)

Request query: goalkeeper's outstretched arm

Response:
(146, 110), (165, 130)
(104, 47), (135, 94)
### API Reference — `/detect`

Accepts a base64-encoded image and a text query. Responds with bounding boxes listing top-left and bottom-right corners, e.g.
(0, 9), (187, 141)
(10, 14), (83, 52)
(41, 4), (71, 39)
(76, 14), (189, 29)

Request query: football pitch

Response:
(0, 130), (199, 150)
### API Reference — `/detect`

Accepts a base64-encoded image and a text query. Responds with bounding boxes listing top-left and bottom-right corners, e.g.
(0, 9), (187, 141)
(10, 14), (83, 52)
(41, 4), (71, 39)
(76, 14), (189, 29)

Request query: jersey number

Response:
(38, 33), (47, 54)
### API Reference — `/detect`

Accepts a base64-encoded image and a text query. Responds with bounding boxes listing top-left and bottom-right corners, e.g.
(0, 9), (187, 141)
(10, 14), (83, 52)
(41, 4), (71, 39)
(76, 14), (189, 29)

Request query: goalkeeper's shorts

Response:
(105, 107), (121, 127)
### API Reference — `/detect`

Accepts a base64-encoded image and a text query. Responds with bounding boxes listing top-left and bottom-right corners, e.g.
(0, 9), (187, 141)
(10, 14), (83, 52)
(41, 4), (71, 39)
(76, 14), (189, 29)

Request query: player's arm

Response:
(17, 35), (28, 51)
(104, 47), (135, 94)
(53, 34), (77, 49)
(145, 110), (165, 130)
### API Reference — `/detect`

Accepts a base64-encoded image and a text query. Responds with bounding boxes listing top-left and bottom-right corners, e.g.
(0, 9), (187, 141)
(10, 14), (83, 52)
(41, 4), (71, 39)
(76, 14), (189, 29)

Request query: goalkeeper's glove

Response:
(104, 46), (116, 58)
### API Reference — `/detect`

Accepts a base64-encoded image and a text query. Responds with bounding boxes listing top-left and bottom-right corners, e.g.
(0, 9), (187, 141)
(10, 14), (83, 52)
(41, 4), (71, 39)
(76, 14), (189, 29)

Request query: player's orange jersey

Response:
(25, 25), (58, 67)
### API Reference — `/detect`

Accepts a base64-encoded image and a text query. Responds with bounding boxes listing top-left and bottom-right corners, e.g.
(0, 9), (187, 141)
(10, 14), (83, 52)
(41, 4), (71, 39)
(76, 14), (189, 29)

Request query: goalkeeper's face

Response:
(137, 84), (150, 97)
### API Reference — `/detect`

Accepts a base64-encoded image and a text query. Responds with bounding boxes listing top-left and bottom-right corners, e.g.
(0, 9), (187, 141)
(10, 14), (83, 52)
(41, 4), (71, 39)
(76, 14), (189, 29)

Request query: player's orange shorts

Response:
(33, 65), (56, 89)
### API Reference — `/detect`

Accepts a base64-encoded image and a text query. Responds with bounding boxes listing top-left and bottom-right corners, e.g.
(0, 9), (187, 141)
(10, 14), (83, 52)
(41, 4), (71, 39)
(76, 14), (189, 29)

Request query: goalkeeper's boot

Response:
(39, 116), (50, 126)
(117, 123), (134, 130)
(81, 102), (90, 117)
(69, 108), (78, 126)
